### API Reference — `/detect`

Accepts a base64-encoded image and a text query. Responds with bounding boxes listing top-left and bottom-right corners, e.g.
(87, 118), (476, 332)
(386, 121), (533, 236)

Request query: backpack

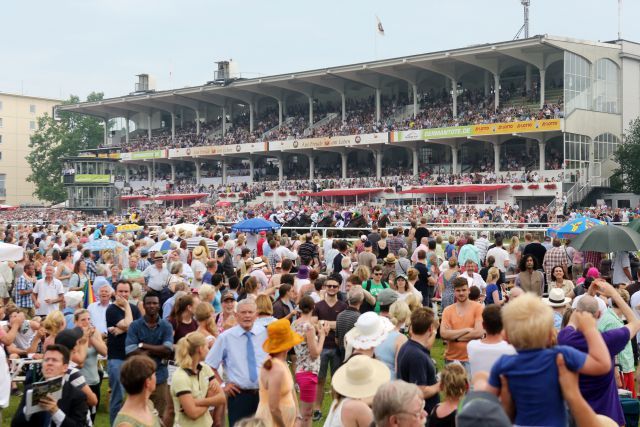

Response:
(360, 279), (388, 313)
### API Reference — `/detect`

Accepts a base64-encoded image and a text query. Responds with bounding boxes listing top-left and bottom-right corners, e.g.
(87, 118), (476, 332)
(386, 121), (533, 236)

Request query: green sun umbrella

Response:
(626, 218), (640, 234)
(569, 224), (640, 253)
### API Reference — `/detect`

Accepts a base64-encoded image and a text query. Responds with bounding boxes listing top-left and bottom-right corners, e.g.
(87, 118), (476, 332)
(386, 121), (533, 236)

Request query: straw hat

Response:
(543, 288), (571, 308)
(192, 246), (206, 259)
(262, 318), (304, 354)
(383, 254), (397, 264)
(252, 257), (266, 269)
(331, 355), (390, 399)
(344, 312), (394, 360)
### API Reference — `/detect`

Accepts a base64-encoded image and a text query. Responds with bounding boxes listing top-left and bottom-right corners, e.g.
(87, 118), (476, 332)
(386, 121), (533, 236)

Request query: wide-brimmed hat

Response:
(383, 254), (397, 264)
(252, 257), (266, 269)
(344, 312), (394, 360)
(262, 318), (304, 354)
(331, 355), (390, 399)
(543, 288), (571, 308)
(192, 246), (206, 258)
(152, 252), (164, 261)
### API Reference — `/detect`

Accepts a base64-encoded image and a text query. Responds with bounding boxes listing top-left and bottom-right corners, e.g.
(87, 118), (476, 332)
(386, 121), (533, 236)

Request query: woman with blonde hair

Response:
(426, 363), (467, 427)
(255, 294), (276, 328)
(170, 331), (226, 427)
(508, 235), (521, 275)
(130, 282), (145, 316)
(255, 319), (303, 427)
(485, 266), (504, 306)
(353, 265), (371, 283)
(194, 302), (217, 348)
(374, 300), (409, 379)
(42, 310), (66, 347)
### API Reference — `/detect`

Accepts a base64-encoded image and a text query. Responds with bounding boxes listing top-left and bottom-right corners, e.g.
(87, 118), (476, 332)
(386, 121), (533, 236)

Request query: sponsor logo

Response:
(236, 144), (241, 152)
(355, 135), (361, 143)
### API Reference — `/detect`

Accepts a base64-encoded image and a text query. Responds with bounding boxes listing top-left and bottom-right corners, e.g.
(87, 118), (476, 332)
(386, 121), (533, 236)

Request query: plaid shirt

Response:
(15, 275), (34, 308)
(543, 246), (568, 283)
(583, 251), (602, 271)
(137, 258), (151, 272)
(387, 236), (406, 256)
(267, 250), (281, 273)
(85, 257), (97, 282)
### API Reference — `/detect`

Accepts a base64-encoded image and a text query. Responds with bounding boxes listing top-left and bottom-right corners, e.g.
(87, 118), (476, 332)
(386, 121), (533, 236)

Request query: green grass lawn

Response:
(2, 339), (446, 426)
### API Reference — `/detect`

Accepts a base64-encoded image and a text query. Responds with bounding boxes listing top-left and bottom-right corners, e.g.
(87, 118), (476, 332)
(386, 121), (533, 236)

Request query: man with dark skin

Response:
(125, 294), (174, 426)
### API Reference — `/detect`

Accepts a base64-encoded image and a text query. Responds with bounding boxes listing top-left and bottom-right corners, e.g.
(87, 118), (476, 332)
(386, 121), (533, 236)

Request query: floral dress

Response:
(292, 321), (320, 374)
(441, 271), (460, 309)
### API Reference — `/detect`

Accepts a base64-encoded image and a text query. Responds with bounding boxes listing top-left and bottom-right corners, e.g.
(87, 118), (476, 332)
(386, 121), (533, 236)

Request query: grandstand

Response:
(57, 35), (640, 212)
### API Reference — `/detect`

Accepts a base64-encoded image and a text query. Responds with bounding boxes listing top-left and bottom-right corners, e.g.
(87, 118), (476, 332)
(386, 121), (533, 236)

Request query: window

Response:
(0, 101), (3, 111)
(0, 135), (2, 144)
(564, 133), (590, 170)
(564, 52), (591, 114)
(594, 133), (621, 161)
(29, 104), (36, 114)
(29, 121), (36, 131)
(593, 59), (620, 114)
(0, 118), (3, 128)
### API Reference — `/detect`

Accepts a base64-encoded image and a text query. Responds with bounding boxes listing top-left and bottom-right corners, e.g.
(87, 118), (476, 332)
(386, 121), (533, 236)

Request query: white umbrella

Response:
(185, 237), (217, 252)
(0, 242), (23, 262)
(148, 239), (178, 253)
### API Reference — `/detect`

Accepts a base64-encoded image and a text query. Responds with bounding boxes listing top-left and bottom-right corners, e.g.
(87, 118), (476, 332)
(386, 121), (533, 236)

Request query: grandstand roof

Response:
(300, 188), (383, 197)
(57, 35), (619, 119)
(399, 184), (509, 194)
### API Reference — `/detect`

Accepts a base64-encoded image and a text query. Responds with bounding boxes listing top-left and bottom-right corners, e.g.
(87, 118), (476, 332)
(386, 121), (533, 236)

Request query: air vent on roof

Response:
(132, 74), (156, 94)
(207, 60), (242, 86)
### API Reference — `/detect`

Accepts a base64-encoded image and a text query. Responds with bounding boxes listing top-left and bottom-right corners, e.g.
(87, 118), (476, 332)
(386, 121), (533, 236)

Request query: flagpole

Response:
(374, 19), (378, 59)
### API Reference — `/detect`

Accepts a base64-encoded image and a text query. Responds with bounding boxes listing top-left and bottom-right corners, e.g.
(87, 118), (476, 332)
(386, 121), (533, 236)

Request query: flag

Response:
(376, 15), (385, 36)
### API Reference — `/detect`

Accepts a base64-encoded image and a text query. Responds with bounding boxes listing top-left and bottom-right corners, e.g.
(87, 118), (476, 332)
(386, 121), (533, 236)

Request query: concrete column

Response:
(308, 154), (315, 180)
(194, 161), (201, 185)
(249, 157), (255, 182)
(412, 84), (418, 117)
(278, 100), (283, 127)
(494, 143), (501, 173)
(493, 73), (500, 111)
(375, 88), (381, 123)
(278, 155), (284, 182)
(308, 97), (314, 127)
(125, 116), (130, 145)
(341, 93), (346, 122)
(526, 65), (532, 93)
(195, 110), (201, 135)
(125, 167), (130, 183)
(170, 163), (176, 182)
(539, 68), (546, 108)
(341, 152), (348, 179)
(249, 103), (254, 133)
(484, 71), (490, 98)
(221, 107), (227, 137)
(539, 139), (546, 171)
(375, 150), (383, 179)
(451, 79), (458, 117)
(147, 114), (152, 138)
(222, 159), (227, 185)
(451, 147), (458, 174)
(412, 147), (419, 176)
(146, 165), (152, 185)
(103, 118), (108, 145)
(171, 112), (176, 142)
(180, 108), (184, 128)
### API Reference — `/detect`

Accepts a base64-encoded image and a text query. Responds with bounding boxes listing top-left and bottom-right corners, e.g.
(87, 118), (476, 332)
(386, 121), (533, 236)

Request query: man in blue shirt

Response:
(125, 294), (174, 427)
(396, 307), (440, 414)
(205, 298), (268, 427)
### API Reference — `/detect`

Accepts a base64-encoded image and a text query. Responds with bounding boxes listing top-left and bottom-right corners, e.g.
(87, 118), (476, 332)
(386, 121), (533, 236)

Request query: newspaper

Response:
(25, 376), (63, 416)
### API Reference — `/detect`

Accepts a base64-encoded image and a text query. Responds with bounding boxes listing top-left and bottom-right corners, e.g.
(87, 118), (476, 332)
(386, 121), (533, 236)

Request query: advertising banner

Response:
(390, 126), (473, 142)
(472, 119), (562, 136)
(120, 150), (166, 161)
(268, 133), (387, 151)
(168, 142), (267, 158)
(74, 174), (111, 184)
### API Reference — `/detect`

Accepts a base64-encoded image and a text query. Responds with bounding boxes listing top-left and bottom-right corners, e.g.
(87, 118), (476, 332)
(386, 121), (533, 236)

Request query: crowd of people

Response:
(113, 90), (564, 153)
(0, 211), (637, 427)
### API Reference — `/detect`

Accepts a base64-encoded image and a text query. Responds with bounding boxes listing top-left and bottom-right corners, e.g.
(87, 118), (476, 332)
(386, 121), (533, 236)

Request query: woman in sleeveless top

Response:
(426, 364), (467, 427)
(255, 318), (303, 427)
(114, 355), (162, 427)
(376, 230), (389, 260)
(374, 301), (409, 379)
(440, 257), (460, 309)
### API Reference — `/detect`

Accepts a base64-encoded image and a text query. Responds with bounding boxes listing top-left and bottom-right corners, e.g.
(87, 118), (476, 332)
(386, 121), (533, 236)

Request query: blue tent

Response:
(231, 218), (282, 233)
(547, 216), (606, 239)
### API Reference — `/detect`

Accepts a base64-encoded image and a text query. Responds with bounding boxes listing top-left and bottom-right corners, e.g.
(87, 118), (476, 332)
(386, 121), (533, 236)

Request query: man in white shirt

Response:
(485, 237), (509, 274)
(323, 230), (335, 258)
(460, 259), (487, 291)
(32, 265), (64, 316)
(474, 232), (490, 265)
(88, 283), (112, 334)
(467, 305), (516, 377)
(611, 251), (633, 286)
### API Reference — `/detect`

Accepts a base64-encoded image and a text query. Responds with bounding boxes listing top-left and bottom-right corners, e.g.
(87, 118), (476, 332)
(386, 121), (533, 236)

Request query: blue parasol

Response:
(231, 218), (282, 233)
(547, 216), (607, 239)
(84, 239), (125, 251)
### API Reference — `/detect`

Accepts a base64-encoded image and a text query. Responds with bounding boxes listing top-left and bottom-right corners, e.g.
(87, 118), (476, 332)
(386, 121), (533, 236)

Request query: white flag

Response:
(376, 15), (385, 36)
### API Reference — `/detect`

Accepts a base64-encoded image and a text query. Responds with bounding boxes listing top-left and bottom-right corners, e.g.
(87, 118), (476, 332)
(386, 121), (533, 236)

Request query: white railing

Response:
(303, 113), (338, 136)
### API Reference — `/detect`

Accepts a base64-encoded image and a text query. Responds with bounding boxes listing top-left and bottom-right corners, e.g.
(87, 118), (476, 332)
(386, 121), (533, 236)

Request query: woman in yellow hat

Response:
(254, 318), (304, 427)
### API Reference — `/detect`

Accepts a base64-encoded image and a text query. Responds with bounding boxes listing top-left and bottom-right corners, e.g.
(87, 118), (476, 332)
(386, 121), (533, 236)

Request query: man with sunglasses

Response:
(312, 278), (347, 421)
(361, 266), (389, 314)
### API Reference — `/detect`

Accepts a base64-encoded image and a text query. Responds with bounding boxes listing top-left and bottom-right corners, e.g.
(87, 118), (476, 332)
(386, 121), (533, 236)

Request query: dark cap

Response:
(216, 249), (226, 258)
(456, 391), (511, 427)
(364, 241), (373, 248)
(221, 290), (236, 301)
(55, 327), (84, 351)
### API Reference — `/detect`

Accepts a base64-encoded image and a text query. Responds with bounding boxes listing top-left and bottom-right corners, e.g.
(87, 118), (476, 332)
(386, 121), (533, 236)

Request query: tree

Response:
(614, 117), (640, 193)
(27, 92), (104, 203)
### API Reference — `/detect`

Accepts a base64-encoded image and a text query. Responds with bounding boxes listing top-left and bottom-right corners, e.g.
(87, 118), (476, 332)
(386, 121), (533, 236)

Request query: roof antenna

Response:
(513, 0), (531, 40)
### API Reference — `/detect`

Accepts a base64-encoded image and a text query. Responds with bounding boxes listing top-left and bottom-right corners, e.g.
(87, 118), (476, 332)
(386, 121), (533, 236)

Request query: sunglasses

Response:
(325, 285), (339, 289)
(373, 272), (383, 276)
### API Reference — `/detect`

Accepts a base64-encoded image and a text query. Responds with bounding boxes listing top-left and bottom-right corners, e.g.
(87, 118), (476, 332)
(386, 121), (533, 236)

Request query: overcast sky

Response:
(2, 0), (637, 101)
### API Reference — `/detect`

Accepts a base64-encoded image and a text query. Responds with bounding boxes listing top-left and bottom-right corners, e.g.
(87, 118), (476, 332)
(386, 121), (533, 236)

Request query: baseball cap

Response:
(456, 391), (511, 427)
(221, 291), (236, 301)
(216, 249), (226, 258)
(376, 288), (399, 306)
(55, 327), (84, 351)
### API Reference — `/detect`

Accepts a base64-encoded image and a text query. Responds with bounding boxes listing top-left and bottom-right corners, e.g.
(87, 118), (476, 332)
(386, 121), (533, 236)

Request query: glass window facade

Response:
(593, 59), (619, 114)
(564, 133), (590, 170)
(594, 133), (620, 161)
(67, 186), (115, 209)
(564, 52), (591, 114)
